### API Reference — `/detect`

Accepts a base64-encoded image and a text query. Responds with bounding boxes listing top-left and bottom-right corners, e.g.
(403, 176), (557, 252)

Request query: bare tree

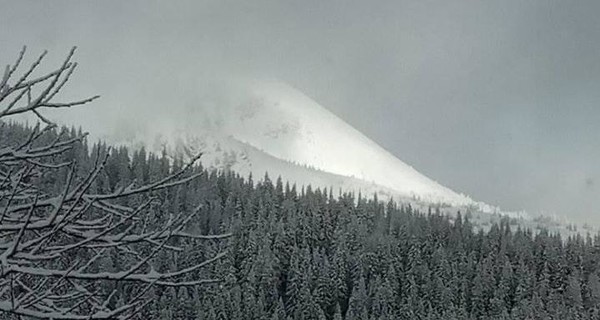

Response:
(0, 47), (230, 319)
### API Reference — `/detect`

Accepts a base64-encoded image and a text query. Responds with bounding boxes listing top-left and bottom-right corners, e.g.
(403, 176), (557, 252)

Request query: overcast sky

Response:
(2, 0), (599, 223)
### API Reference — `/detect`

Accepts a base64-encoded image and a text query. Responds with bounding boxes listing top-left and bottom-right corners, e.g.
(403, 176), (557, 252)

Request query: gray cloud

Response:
(1, 0), (599, 223)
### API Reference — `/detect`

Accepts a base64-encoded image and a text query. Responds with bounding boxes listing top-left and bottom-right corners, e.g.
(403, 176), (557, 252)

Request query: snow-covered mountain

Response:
(222, 81), (473, 205)
(113, 80), (506, 215)
(99, 79), (600, 235)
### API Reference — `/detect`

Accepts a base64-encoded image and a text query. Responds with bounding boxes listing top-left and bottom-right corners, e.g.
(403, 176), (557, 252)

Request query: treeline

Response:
(2, 121), (600, 320)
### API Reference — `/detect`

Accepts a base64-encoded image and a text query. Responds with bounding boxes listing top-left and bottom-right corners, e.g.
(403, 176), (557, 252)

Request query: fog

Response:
(1, 0), (599, 223)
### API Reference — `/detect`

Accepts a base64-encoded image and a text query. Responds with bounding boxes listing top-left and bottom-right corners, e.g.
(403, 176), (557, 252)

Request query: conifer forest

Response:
(2, 121), (600, 319)
(3, 2), (600, 318)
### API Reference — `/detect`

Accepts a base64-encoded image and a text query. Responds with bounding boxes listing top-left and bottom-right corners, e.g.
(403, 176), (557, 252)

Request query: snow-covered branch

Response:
(0, 48), (229, 319)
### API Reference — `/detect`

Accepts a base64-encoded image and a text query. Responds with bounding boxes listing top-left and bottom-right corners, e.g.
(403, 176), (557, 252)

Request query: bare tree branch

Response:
(0, 47), (229, 319)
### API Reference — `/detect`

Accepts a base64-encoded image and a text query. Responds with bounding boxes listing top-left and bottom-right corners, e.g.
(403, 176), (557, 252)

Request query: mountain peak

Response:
(108, 79), (493, 211)
(223, 80), (475, 206)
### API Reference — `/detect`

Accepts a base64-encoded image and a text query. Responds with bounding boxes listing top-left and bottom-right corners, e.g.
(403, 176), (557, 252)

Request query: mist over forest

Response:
(1, 1), (599, 319)
(2, 0), (600, 223)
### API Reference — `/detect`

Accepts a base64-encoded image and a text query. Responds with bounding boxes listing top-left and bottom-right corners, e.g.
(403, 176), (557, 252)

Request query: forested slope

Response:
(2, 121), (600, 320)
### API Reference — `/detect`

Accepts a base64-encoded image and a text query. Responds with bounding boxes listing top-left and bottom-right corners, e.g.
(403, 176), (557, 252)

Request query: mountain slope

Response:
(222, 81), (475, 207)
(110, 80), (502, 212)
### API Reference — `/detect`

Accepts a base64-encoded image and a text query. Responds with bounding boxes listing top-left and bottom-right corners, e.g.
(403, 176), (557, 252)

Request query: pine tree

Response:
(346, 275), (369, 320)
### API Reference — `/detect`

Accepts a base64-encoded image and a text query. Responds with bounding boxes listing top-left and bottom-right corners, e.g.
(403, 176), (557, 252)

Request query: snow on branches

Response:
(0, 47), (230, 319)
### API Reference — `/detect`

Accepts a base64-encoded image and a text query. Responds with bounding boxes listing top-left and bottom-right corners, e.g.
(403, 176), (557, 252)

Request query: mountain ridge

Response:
(111, 79), (509, 215)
